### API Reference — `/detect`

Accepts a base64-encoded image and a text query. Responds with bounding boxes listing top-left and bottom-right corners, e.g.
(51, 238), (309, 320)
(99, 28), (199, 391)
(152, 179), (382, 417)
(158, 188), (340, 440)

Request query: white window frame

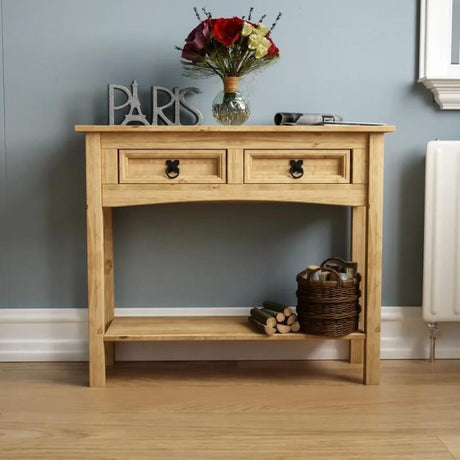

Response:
(419, 0), (460, 109)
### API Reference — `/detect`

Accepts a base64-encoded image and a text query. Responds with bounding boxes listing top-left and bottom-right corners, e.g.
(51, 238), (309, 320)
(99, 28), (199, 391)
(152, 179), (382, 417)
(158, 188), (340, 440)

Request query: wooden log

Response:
(250, 308), (277, 328)
(276, 323), (291, 334)
(248, 317), (276, 336)
(263, 301), (292, 317)
(285, 314), (297, 326)
(260, 308), (285, 323)
(290, 321), (300, 332)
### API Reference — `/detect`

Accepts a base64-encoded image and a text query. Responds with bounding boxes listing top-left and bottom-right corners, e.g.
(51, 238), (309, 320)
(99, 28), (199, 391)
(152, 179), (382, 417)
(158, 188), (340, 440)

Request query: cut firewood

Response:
(290, 321), (300, 332)
(263, 300), (293, 317)
(285, 314), (297, 326)
(250, 308), (277, 328)
(261, 308), (285, 323)
(248, 317), (276, 336)
(276, 323), (291, 334)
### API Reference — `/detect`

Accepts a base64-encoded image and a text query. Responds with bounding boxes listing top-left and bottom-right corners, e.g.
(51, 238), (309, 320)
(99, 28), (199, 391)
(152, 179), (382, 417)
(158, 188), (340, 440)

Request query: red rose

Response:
(212, 17), (243, 46)
(267, 37), (279, 58)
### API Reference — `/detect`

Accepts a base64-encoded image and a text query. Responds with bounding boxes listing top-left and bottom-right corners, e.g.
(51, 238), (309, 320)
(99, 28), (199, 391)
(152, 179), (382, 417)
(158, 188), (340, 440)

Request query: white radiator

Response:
(423, 140), (460, 322)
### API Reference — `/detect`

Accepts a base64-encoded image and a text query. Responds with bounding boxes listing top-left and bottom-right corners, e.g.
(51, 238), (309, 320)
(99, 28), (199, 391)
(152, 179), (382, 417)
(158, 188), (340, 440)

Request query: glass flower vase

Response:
(212, 77), (250, 125)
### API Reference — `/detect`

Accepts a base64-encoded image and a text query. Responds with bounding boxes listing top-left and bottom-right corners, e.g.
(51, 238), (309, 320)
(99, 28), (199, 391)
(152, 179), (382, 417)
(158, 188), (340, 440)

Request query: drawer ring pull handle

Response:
(165, 159), (180, 179)
(289, 159), (304, 179)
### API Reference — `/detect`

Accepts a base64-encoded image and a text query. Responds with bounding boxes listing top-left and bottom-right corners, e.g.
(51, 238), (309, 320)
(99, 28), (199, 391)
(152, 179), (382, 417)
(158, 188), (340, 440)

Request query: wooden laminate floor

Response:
(0, 360), (460, 459)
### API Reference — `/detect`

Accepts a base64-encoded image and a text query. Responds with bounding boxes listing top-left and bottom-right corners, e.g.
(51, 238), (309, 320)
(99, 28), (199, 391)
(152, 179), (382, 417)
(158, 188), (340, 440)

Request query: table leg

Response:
(86, 133), (106, 387)
(350, 206), (367, 364)
(104, 207), (115, 366)
(364, 134), (384, 385)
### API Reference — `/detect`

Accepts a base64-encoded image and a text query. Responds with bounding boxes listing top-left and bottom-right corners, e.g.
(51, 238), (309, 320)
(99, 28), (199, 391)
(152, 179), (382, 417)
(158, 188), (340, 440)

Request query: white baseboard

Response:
(0, 307), (459, 362)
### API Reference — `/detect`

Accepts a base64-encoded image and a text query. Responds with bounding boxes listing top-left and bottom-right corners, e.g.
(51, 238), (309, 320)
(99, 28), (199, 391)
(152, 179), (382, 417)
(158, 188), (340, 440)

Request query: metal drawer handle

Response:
(289, 159), (304, 179)
(165, 159), (180, 179)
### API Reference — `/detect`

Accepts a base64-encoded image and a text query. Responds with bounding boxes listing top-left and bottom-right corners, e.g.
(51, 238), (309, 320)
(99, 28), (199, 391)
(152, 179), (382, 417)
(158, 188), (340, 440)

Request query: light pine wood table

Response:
(75, 125), (395, 387)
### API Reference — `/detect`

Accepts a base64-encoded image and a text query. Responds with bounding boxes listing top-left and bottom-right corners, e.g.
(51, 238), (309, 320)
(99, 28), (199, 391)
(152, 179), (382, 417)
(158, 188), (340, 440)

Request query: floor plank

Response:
(0, 360), (459, 459)
(439, 435), (460, 459)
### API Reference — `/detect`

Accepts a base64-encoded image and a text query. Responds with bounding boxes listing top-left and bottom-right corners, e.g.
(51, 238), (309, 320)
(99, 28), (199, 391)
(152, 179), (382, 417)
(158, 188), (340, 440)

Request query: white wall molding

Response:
(418, 0), (460, 109)
(419, 78), (460, 110)
(0, 307), (459, 362)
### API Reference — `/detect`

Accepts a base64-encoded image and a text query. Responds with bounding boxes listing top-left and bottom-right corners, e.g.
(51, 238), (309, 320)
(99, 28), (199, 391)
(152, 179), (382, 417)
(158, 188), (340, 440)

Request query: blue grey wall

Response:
(0, 0), (458, 308)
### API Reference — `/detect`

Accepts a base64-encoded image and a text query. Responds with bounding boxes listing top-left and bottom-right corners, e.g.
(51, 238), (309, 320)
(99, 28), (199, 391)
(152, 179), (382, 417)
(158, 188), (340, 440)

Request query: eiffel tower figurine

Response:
(120, 80), (149, 125)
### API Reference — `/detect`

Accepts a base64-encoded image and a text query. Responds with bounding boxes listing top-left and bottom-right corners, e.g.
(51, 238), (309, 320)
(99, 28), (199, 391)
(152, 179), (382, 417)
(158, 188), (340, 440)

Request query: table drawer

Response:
(244, 149), (351, 184)
(119, 150), (226, 184)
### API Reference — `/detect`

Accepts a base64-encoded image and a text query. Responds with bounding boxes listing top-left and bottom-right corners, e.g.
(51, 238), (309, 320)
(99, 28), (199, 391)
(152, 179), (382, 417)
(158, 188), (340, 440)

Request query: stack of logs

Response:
(249, 301), (300, 336)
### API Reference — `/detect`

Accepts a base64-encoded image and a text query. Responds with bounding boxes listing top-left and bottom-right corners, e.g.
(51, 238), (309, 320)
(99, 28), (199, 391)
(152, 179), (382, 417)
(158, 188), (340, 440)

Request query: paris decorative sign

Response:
(108, 80), (203, 126)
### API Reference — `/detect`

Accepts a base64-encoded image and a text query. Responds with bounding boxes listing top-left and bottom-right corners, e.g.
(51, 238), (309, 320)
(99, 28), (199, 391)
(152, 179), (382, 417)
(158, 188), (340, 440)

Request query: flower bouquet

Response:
(178, 7), (281, 124)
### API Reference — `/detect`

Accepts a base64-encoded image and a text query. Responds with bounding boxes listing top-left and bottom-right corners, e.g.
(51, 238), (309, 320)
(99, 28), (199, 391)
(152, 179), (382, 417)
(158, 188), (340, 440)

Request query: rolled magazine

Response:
(274, 112), (343, 126)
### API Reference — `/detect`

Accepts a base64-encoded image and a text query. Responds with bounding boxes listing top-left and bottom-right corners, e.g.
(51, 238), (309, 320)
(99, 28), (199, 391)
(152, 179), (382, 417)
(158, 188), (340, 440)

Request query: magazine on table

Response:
(274, 112), (386, 126)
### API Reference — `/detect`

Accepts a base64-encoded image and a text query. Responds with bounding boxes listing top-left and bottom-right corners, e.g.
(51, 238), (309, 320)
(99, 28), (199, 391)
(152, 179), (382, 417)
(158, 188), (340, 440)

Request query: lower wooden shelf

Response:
(104, 316), (365, 342)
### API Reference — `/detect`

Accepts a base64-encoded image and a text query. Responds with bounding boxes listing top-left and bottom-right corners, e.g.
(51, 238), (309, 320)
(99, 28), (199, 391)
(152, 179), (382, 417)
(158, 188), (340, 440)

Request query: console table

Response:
(75, 124), (395, 387)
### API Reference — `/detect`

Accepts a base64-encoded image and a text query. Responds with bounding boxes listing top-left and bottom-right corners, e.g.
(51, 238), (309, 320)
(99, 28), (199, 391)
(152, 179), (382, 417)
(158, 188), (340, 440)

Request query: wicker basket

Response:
(296, 257), (361, 337)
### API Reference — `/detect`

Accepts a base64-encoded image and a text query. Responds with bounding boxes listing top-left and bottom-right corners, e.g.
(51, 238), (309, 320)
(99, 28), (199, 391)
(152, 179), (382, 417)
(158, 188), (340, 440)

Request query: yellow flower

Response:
(243, 21), (270, 39)
(243, 21), (271, 59)
(248, 34), (271, 59)
(255, 23), (269, 37)
(254, 46), (269, 59)
(242, 21), (254, 37)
